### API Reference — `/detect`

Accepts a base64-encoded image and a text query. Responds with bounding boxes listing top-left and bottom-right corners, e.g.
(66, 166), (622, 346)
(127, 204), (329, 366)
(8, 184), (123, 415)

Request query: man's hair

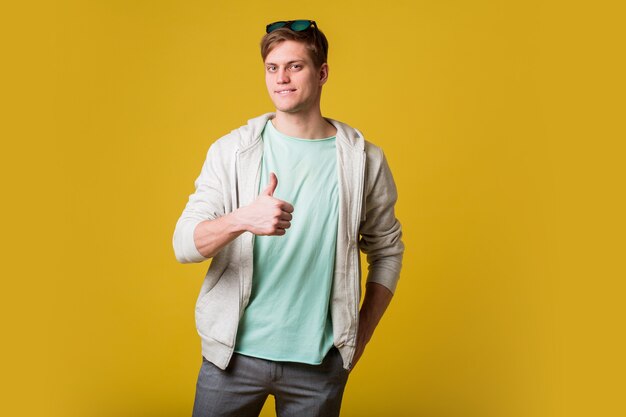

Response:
(260, 26), (329, 69)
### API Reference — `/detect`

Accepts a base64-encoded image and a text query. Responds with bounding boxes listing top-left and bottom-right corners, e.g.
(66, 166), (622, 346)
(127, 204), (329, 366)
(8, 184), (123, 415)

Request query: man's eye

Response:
(291, 65), (301, 69)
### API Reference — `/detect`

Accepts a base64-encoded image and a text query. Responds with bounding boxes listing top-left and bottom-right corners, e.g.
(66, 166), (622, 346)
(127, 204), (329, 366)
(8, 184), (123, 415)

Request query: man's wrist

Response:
(358, 310), (375, 339)
(227, 208), (249, 234)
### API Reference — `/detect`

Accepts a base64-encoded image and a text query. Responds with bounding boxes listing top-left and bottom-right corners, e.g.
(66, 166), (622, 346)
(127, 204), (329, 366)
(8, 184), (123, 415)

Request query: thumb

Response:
(261, 172), (278, 196)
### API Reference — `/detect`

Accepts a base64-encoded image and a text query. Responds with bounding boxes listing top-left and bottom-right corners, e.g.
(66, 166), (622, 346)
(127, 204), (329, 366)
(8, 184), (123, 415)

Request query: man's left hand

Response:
(350, 313), (374, 370)
(349, 282), (393, 371)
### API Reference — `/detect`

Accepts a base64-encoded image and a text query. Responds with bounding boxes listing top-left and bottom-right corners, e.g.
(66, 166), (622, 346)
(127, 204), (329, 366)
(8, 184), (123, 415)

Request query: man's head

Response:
(260, 20), (330, 115)
(260, 20), (329, 69)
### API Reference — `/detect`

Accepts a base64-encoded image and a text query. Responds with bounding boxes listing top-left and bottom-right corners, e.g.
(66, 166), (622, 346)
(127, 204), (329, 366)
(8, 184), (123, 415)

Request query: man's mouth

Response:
(276, 89), (296, 95)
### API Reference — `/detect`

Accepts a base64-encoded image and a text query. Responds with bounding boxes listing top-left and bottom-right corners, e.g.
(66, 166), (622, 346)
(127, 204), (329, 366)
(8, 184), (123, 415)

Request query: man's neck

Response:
(271, 109), (337, 139)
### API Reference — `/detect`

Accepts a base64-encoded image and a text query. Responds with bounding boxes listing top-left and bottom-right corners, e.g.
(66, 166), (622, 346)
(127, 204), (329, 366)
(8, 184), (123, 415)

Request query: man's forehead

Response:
(265, 41), (311, 64)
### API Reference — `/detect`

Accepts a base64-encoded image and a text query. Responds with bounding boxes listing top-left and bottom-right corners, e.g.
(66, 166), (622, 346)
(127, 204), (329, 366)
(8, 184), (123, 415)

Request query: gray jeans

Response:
(192, 347), (350, 417)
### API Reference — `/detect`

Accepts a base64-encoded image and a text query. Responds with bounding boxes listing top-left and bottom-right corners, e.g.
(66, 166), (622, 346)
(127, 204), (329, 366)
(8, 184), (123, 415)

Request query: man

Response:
(173, 20), (404, 417)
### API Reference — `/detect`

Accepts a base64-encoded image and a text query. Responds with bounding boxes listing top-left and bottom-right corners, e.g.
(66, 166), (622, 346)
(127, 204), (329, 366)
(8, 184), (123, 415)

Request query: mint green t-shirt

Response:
(234, 119), (338, 364)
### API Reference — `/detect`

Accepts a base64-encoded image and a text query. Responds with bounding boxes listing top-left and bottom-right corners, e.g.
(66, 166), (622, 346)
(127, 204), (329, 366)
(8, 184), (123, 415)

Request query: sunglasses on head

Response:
(266, 20), (317, 34)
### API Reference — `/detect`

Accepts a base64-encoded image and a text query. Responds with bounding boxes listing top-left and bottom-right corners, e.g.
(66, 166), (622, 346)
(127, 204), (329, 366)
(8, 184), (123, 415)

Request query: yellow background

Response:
(2, 1), (624, 416)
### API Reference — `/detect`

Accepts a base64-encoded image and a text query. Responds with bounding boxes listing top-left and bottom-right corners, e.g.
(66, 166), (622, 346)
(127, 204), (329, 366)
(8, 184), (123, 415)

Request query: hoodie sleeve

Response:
(358, 147), (405, 294)
(172, 142), (226, 263)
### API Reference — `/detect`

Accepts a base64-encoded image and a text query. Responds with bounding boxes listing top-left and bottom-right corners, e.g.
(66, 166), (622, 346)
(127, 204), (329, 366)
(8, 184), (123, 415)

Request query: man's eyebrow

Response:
(265, 60), (305, 66)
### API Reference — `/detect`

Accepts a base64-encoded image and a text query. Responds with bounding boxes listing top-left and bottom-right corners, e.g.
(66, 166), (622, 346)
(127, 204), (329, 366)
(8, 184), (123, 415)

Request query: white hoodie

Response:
(173, 112), (404, 370)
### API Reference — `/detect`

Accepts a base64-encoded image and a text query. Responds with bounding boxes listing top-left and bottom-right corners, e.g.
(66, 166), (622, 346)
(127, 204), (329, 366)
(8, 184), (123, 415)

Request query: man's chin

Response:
(274, 106), (302, 115)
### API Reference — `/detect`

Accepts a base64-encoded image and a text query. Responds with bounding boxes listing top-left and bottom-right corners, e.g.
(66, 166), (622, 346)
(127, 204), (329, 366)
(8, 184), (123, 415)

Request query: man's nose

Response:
(277, 68), (290, 83)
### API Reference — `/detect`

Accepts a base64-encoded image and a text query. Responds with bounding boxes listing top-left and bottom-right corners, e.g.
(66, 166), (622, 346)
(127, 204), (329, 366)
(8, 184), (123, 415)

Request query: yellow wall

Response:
(3, 1), (624, 416)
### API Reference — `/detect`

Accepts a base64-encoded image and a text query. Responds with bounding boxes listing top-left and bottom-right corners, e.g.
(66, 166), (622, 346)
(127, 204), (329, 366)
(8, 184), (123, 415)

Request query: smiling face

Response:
(264, 40), (329, 115)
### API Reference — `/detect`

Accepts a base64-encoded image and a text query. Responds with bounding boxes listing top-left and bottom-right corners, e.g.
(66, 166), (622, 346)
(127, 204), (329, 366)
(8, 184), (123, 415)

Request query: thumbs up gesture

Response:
(260, 171), (279, 198)
(236, 172), (294, 236)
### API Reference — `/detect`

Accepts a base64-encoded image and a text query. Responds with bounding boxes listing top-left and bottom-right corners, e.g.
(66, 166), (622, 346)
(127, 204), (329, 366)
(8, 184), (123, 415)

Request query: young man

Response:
(173, 20), (404, 417)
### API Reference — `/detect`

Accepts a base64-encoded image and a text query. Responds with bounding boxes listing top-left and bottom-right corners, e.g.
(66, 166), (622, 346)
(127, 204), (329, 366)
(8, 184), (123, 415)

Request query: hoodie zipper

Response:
(348, 150), (366, 368)
(236, 140), (263, 315)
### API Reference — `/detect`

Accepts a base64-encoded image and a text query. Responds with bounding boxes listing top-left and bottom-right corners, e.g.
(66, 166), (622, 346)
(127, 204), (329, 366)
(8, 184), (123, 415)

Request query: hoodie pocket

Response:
(195, 267), (239, 347)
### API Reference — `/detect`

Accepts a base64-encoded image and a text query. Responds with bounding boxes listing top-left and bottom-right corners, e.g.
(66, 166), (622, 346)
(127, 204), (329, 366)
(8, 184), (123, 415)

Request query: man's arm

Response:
(192, 173), (293, 259)
(352, 147), (405, 369)
(352, 282), (393, 369)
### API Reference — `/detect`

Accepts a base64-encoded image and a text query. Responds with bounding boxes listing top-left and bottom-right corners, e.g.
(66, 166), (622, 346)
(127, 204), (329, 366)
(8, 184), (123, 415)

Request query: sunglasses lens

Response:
(267, 21), (287, 33)
(290, 20), (312, 31)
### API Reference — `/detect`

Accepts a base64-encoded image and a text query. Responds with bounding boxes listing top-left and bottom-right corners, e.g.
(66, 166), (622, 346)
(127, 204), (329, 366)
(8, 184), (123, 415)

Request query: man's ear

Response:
(319, 63), (329, 85)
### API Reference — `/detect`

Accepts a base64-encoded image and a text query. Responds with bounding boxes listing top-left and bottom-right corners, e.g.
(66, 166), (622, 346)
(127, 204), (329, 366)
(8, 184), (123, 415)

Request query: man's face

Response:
(264, 40), (328, 115)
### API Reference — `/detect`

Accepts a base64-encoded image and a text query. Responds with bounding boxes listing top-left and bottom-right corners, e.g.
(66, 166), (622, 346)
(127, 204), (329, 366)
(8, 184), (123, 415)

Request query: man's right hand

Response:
(235, 172), (294, 236)
(191, 172), (293, 259)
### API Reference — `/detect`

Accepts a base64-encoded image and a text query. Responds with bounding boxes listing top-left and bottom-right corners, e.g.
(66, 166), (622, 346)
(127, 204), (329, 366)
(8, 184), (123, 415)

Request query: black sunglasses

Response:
(266, 20), (317, 34)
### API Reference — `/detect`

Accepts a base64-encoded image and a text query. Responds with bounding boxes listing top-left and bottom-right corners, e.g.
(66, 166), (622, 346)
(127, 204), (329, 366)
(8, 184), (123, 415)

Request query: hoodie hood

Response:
(233, 112), (366, 151)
